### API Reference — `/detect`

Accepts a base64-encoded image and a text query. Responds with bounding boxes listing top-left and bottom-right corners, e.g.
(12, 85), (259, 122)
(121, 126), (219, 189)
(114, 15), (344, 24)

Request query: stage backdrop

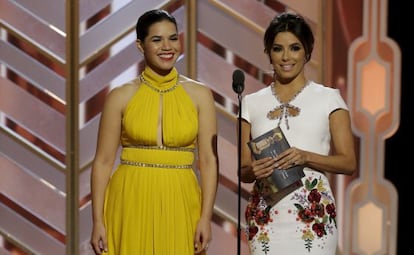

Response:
(0, 0), (400, 254)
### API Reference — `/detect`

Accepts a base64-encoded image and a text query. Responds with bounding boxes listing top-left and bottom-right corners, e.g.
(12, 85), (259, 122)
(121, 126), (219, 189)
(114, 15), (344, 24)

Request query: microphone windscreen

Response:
(232, 69), (245, 94)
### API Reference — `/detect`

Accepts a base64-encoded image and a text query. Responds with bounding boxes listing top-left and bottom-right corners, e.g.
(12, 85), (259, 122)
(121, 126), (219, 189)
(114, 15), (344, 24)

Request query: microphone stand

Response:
(236, 92), (242, 255)
(232, 69), (244, 255)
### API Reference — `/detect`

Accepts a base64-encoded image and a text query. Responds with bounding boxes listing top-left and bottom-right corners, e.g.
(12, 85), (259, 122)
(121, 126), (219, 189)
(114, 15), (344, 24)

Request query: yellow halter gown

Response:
(103, 67), (202, 255)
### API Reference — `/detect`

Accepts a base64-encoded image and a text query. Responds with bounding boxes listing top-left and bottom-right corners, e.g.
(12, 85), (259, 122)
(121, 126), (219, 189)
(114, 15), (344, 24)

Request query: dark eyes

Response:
(272, 44), (302, 52)
(151, 35), (179, 42)
(272, 46), (281, 52)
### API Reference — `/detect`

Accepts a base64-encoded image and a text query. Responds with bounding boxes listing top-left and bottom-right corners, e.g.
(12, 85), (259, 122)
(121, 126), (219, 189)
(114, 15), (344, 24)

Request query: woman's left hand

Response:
(275, 146), (306, 169)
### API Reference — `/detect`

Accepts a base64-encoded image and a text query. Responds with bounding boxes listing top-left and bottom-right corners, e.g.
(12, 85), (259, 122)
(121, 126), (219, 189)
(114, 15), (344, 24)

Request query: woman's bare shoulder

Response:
(105, 77), (141, 106)
(179, 75), (213, 96)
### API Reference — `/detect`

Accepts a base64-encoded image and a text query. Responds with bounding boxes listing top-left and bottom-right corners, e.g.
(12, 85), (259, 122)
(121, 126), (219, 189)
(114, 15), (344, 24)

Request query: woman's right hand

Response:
(90, 222), (108, 254)
(251, 157), (277, 180)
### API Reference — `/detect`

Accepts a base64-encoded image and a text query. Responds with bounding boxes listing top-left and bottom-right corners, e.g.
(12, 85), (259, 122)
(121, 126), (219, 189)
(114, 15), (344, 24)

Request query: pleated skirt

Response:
(104, 147), (202, 255)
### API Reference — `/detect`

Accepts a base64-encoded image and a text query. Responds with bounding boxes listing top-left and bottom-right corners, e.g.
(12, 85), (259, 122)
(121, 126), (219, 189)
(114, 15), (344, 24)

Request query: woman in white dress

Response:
(239, 12), (357, 255)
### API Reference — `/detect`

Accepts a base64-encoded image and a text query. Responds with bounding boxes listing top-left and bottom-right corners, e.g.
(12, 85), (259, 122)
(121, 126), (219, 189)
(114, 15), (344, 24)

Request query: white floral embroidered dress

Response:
(241, 81), (348, 255)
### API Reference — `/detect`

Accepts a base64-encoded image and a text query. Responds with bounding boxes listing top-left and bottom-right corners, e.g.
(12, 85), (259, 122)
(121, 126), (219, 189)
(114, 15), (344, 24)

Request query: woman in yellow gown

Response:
(90, 9), (218, 255)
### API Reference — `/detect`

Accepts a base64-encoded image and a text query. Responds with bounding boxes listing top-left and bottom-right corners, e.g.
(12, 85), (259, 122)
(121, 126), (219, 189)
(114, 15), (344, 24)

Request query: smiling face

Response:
(136, 20), (181, 76)
(270, 31), (307, 84)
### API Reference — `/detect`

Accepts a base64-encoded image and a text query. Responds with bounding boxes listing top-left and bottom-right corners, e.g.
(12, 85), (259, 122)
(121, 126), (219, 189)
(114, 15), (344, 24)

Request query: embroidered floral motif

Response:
(257, 232), (270, 254)
(245, 191), (272, 255)
(245, 181), (274, 255)
(245, 175), (337, 253)
(245, 190), (272, 231)
(293, 176), (337, 252)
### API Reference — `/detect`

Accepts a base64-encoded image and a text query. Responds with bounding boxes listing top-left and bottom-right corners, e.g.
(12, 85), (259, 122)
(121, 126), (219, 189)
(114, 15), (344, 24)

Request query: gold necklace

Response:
(267, 81), (309, 129)
(139, 74), (179, 93)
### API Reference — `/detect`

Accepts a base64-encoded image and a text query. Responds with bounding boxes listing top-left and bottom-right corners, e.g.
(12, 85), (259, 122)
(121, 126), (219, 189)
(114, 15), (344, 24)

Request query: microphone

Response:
(232, 69), (245, 94)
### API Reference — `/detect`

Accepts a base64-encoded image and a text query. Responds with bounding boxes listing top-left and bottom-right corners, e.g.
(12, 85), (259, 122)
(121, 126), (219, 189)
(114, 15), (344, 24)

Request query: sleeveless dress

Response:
(103, 67), (203, 255)
(241, 81), (349, 255)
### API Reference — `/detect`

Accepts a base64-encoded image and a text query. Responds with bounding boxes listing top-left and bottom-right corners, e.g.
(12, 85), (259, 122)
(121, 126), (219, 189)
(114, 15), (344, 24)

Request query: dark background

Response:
(386, 2), (410, 254)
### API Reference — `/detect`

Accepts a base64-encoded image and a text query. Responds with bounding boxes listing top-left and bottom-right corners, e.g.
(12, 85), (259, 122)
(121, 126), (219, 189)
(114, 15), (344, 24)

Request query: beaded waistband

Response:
(120, 159), (193, 169)
(123, 145), (195, 152)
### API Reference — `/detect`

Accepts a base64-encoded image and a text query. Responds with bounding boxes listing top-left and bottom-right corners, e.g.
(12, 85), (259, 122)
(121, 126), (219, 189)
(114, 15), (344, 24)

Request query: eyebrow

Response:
(149, 33), (178, 39)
